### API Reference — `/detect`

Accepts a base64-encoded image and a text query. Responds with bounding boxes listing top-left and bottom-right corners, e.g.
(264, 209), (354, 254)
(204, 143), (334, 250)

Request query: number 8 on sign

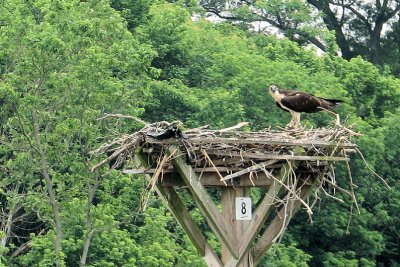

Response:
(241, 202), (246, 214)
(236, 197), (252, 220)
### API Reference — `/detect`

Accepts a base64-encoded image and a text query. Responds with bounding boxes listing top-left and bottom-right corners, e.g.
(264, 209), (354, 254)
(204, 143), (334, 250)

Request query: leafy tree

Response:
(136, 2), (194, 80)
(109, 0), (152, 31)
(199, 0), (400, 71)
(0, 0), (154, 265)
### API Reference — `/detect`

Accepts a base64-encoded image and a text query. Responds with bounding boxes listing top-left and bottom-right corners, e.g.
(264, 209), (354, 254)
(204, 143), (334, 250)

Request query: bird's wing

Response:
(279, 89), (303, 96)
(147, 129), (176, 140)
(319, 97), (344, 109)
(280, 93), (322, 113)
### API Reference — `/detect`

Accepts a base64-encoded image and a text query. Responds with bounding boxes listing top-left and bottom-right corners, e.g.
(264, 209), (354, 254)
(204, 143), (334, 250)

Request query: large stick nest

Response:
(91, 121), (357, 174)
(91, 120), (362, 209)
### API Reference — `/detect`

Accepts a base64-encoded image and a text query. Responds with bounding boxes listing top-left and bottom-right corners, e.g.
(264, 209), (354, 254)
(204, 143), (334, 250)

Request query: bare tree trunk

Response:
(1, 206), (14, 249)
(80, 228), (94, 267)
(1, 201), (20, 248)
(80, 141), (102, 267)
(1, 186), (22, 262)
(79, 179), (99, 267)
(31, 109), (63, 267)
(369, 14), (385, 65)
(307, 0), (354, 60)
(1, 217), (11, 250)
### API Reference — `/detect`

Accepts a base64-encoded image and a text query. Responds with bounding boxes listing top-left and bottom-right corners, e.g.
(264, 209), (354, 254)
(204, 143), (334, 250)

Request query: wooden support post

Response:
(234, 187), (251, 267)
(221, 187), (251, 266)
(133, 144), (328, 267)
(134, 152), (223, 267)
(221, 187), (235, 265)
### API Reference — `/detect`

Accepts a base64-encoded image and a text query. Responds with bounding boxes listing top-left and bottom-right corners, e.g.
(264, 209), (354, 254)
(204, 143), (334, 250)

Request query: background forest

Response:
(0, 0), (399, 266)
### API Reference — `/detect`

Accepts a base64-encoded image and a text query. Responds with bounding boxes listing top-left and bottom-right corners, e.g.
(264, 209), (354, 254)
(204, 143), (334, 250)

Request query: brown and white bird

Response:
(268, 85), (343, 129)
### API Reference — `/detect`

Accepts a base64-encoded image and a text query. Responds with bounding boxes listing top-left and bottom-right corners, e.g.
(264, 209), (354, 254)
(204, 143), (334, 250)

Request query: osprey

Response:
(269, 85), (343, 128)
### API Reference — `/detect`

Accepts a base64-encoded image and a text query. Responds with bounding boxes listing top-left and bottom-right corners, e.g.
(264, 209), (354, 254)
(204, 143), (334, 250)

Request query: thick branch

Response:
(330, 0), (372, 33)
(204, 2), (327, 52)
(292, 31), (326, 51)
(307, 0), (354, 59)
(1, 198), (22, 249)
(80, 120), (102, 267)
(80, 230), (95, 267)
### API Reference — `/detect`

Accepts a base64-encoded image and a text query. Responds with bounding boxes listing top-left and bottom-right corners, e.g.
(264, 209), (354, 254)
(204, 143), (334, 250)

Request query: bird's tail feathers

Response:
(324, 98), (344, 108)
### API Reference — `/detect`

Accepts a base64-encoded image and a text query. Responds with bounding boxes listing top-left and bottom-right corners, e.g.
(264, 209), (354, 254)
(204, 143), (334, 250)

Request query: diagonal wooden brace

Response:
(166, 145), (239, 259)
(134, 152), (223, 266)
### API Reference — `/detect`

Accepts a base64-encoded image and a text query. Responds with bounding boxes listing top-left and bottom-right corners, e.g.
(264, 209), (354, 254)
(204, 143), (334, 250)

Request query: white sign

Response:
(235, 197), (252, 220)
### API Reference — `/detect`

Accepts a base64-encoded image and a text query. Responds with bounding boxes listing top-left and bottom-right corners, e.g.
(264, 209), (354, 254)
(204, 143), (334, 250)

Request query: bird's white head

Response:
(269, 85), (280, 94)
(268, 85), (284, 101)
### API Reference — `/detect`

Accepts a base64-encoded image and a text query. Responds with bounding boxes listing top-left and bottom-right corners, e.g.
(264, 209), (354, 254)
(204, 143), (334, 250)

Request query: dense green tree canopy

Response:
(0, 0), (399, 266)
(199, 0), (400, 75)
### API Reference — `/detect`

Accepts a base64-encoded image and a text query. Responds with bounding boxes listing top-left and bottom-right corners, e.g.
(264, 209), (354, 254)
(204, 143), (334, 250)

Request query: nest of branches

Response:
(92, 120), (361, 203)
(92, 120), (356, 171)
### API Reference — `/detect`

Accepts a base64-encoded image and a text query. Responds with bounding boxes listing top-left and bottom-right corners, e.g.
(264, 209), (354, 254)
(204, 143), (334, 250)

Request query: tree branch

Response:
(307, 0), (354, 59)
(376, 0), (382, 9)
(329, 0), (372, 33)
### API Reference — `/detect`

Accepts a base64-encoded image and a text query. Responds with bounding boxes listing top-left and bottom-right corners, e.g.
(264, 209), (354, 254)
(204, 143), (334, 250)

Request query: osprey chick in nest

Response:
(269, 85), (343, 129)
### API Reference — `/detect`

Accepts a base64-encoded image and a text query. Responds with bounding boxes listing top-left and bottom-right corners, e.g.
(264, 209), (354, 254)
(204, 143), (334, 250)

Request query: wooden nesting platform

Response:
(99, 123), (356, 188)
(91, 122), (358, 267)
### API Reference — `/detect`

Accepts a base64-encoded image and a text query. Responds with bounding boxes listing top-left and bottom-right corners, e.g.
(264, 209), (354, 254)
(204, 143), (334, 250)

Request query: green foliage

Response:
(133, 208), (179, 267)
(109, 0), (152, 31)
(136, 2), (193, 80)
(14, 231), (63, 267)
(322, 251), (359, 267)
(260, 243), (312, 267)
(200, 0), (400, 76)
(142, 80), (201, 126)
(0, 0), (154, 266)
(333, 57), (400, 120)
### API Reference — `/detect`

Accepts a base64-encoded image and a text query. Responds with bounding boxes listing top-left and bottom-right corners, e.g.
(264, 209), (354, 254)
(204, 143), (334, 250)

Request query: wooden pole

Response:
(221, 187), (250, 267)
(221, 187), (235, 265)
(236, 187), (251, 267)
